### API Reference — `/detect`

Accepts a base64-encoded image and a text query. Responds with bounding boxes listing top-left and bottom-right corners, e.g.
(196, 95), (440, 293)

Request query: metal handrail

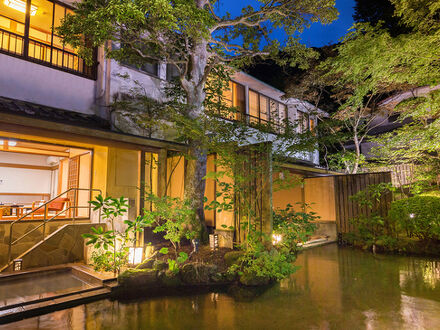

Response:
(6, 188), (102, 265)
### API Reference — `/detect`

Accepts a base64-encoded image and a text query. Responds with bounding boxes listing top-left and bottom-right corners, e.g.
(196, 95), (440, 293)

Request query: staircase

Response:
(0, 188), (102, 272)
(0, 223), (105, 272)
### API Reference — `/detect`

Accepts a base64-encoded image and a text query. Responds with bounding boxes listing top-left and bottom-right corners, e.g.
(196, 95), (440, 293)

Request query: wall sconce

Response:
(13, 258), (22, 271)
(209, 234), (219, 251)
(128, 247), (143, 265)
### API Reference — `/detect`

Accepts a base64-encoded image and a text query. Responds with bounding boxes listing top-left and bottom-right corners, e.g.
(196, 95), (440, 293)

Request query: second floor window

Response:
(0, 0), (94, 77)
(222, 81), (245, 121)
(128, 58), (159, 76)
(249, 89), (287, 133)
(298, 110), (315, 133)
(166, 63), (180, 81)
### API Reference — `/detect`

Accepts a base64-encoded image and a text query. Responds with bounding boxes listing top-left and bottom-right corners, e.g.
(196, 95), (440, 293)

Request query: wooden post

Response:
(157, 149), (167, 197)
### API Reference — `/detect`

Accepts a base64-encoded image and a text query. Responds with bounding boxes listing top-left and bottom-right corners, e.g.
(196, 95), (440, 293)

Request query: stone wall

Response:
(2, 223), (105, 272)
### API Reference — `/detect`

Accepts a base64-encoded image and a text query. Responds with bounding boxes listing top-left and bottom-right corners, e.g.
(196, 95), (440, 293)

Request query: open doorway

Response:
(0, 138), (92, 220)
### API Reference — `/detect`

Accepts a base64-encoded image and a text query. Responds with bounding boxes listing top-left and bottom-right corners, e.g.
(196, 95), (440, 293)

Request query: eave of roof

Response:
(0, 97), (186, 151)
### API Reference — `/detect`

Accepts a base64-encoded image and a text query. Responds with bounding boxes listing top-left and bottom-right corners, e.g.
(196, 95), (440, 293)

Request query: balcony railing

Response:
(243, 113), (286, 134)
(208, 109), (286, 135)
(0, 27), (95, 79)
(0, 29), (24, 56)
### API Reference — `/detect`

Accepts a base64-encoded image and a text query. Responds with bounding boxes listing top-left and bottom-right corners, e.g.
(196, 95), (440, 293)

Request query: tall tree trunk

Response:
(352, 133), (361, 174)
(182, 39), (209, 240)
(185, 140), (208, 240)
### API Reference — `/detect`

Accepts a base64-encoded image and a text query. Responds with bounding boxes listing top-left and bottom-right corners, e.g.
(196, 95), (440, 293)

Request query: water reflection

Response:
(3, 244), (440, 329)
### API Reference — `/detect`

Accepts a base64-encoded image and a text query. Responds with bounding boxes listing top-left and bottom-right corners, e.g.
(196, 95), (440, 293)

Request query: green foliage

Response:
(389, 195), (440, 241)
(57, 0), (337, 236)
(347, 183), (397, 248)
(273, 203), (319, 254)
(350, 182), (395, 209)
(167, 252), (189, 274)
(228, 223), (298, 282)
(142, 193), (197, 257)
(57, 0), (337, 70)
(84, 194), (147, 274)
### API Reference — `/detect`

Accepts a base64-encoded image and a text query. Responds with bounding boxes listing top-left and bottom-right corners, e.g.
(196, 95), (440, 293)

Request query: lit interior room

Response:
(0, 138), (92, 220)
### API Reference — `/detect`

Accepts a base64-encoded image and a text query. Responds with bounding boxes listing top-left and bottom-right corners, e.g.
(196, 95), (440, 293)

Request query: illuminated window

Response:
(297, 110), (310, 133)
(0, 0), (25, 54)
(249, 90), (259, 124)
(220, 81), (245, 121)
(247, 89), (287, 133)
(0, 0), (94, 78)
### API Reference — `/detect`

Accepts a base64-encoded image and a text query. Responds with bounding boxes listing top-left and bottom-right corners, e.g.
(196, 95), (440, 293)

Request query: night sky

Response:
(215, 0), (355, 47)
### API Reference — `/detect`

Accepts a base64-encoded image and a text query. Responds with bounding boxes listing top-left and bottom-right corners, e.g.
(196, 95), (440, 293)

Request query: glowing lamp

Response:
(13, 258), (22, 271)
(128, 247), (143, 265)
(8, 140), (16, 147)
(4, 0), (38, 16)
(272, 233), (282, 245)
(209, 234), (219, 251)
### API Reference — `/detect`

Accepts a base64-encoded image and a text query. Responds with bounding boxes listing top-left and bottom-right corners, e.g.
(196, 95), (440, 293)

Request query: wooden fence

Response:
(334, 172), (392, 234)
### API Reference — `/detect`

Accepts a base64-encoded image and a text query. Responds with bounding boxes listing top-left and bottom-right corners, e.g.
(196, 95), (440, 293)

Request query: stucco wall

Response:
(0, 54), (96, 114)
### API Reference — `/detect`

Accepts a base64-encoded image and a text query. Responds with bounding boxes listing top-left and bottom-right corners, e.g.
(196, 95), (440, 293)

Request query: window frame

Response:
(0, 0), (96, 79)
(248, 88), (287, 133)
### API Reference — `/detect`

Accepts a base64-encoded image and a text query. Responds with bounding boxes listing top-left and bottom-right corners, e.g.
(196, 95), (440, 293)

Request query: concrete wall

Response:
(0, 53), (96, 114)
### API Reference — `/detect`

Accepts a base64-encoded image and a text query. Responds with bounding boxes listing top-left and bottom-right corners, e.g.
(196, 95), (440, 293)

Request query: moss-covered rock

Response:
(118, 268), (158, 288)
(158, 270), (182, 287)
(224, 251), (245, 267)
(180, 263), (218, 285)
(137, 258), (155, 270)
(153, 260), (168, 271)
(239, 271), (270, 286)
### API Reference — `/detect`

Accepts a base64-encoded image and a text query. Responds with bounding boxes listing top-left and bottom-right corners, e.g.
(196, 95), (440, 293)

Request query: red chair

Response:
(31, 198), (70, 219)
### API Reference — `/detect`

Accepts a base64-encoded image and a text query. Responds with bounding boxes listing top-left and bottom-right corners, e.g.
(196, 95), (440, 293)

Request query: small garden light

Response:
(209, 234), (219, 251)
(272, 234), (282, 245)
(128, 247), (144, 265)
(191, 238), (200, 253)
(13, 258), (22, 271)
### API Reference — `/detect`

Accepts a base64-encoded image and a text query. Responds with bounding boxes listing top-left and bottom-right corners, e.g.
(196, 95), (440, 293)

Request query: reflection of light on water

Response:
(400, 294), (440, 329)
(422, 261), (440, 289)
(400, 260), (440, 290)
(192, 300), (199, 312)
(211, 293), (218, 302)
(363, 310), (377, 330)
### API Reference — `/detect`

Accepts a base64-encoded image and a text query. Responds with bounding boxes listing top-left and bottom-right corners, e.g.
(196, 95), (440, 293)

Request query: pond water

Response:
(3, 244), (440, 329)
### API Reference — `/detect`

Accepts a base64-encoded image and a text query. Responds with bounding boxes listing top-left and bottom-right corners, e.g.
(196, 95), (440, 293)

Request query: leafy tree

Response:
(57, 0), (337, 236)
(353, 0), (409, 35)
(362, 0), (440, 191)
(286, 25), (398, 173)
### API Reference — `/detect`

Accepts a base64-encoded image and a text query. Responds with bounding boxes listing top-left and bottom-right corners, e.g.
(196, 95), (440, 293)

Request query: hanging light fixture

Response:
(4, 0), (38, 16)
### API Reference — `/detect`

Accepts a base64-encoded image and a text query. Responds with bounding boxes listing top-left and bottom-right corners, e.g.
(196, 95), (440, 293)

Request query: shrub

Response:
(389, 195), (440, 240)
(273, 203), (318, 255)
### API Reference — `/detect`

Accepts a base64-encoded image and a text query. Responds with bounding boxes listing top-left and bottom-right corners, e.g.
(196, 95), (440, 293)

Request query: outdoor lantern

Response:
(128, 247), (143, 265)
(13, 258), (22, 271)
(209, 234), (219, 251)
(192, 238), (200, 253)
